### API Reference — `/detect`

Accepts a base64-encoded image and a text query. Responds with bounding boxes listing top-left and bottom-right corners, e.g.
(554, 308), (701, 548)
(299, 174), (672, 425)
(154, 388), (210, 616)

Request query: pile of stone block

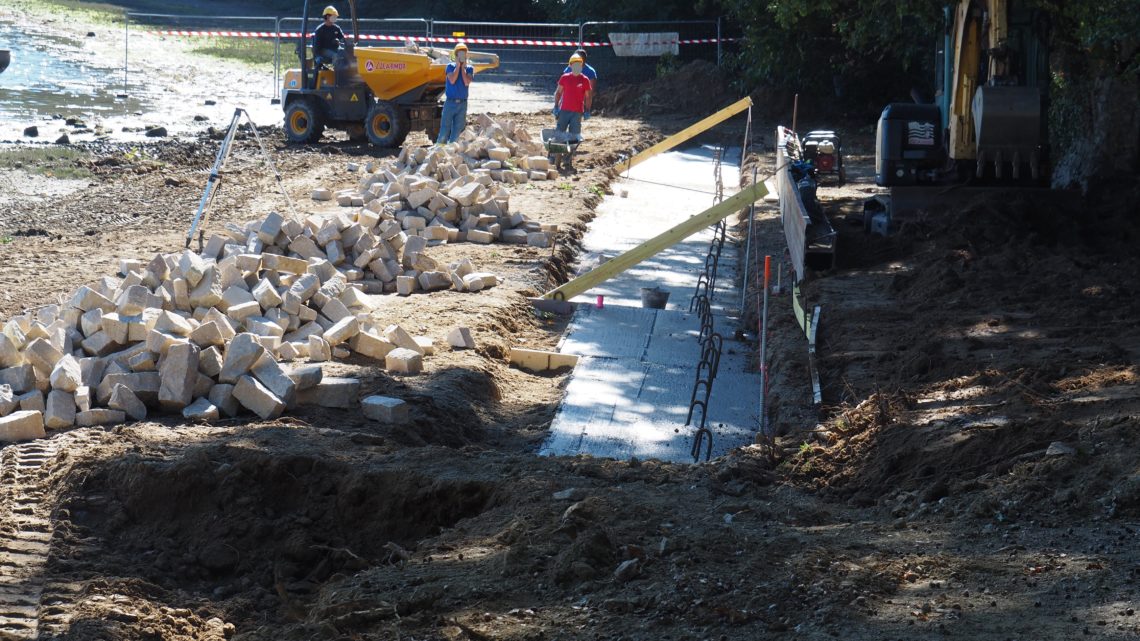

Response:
(324, 115), (560, 250)
(0, 207), (494, 441)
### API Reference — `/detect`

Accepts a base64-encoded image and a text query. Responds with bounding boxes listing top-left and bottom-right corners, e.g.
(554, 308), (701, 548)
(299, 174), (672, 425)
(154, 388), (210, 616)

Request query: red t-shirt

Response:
(558, 73), (592, 113)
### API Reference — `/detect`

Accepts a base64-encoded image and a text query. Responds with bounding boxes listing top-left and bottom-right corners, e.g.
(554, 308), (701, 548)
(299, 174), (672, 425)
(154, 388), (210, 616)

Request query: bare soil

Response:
(3, 4), (1140, 641)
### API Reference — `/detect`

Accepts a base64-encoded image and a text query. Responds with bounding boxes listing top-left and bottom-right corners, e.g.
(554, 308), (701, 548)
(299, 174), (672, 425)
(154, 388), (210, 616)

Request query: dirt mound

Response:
(595, 60), (734, 116)
(792, 183), (1140, 522)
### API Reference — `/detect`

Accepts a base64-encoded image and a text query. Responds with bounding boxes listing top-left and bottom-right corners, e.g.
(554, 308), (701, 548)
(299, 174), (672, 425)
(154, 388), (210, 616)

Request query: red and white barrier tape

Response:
(155, 30), (733, 47)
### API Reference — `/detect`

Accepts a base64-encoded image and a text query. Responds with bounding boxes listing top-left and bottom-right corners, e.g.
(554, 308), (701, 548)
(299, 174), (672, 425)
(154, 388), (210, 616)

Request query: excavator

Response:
(868, 0), (1049, 229)
(281, 0), (499, 146)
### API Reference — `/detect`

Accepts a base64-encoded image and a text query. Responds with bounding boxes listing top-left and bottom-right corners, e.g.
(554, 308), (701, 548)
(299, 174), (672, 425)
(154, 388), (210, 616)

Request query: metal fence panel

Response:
(429, 21), (581, 87)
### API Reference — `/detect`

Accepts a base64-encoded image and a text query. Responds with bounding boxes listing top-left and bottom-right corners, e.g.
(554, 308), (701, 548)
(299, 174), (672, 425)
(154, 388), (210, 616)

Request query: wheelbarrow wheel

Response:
(284, 99), (324, 144)
(365, 100), (410, 147)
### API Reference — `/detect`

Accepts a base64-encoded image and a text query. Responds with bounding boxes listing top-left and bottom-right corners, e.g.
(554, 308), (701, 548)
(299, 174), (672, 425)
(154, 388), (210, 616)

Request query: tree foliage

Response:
(717, 0), (942, 112)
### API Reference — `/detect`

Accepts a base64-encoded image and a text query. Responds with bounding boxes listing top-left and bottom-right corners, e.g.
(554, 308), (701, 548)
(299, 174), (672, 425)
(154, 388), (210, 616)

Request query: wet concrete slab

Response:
(541, 146), (761, 463)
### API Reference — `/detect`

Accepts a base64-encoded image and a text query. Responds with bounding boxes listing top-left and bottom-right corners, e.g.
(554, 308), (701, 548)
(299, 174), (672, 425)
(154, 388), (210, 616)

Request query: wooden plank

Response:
(620, 97), (753, 172)
(543, 182), (768, 302)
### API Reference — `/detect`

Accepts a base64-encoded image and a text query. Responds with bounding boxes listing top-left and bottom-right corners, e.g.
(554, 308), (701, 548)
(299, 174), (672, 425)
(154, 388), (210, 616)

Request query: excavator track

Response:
(0, 441), (59, 640)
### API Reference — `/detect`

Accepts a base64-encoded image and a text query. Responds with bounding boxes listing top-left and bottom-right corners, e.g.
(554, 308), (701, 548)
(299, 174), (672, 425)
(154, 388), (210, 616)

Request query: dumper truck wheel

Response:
(284, 100), (324, 144)
(365, 101), (409, 147)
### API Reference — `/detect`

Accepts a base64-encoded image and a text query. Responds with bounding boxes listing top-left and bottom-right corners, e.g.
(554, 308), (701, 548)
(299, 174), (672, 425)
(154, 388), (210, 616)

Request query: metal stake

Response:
(759, 255), (771, 435)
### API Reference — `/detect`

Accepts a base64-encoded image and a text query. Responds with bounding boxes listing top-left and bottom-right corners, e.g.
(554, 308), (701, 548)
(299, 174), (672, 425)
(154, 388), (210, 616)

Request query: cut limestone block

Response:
(413, 336), (435, 356)
(467, 229), (493, 244)
(45, 390), (76, 429)
(75, 409), (126, 427)
(296, 377), (360, 408)
(75, 386), (91, 412)
(349, 331), (394, 360)
(233, 375), (285, 420)
(0, 365), (37, 394)
(0, 411), (46, 443)
(208, 384), (240, 418)
(396, 275), (416, 297)
(25, 338), (64, 374)
(418, 271), (452, 292)
(362, 395), (409, 424)
(158, 342), (200, 411)
(323, 316), (360, 346)
(97, 372), (161, 406)
(109, 384), (147, 421)
(155, 311), (194, 336)
(461, 273), (485, 292)
(49, 354), (83, 393)
(509, 347), (579, 372)
(218, 333), (266, 383)
(0, 333), (24, 368)
(250, 354), (298, 407)
(312, 188), (333, 201)
(183, 397), (220, 422)
(18, 391), (45, 413)
(308, 335), (331, 362)
(0, 384), (16, 416)
(447, 327), (475, 349)
(385, 348), (423, 374)
(189, 321), (225, 348)
(287, 365), (323, 391)
(383, 325), (422, 354)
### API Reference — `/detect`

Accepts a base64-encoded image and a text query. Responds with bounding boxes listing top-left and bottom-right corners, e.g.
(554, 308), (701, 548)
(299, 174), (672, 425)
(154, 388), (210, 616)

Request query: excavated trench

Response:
(58, 443), (500, 602)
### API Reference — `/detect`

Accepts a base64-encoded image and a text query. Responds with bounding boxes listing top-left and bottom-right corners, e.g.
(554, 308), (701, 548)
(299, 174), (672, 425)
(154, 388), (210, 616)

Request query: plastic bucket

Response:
(640, 287), (670, 309)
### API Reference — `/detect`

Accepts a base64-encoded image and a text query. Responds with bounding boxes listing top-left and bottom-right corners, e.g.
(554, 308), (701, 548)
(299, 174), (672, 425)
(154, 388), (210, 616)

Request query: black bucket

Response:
(640, 287), (670, 309)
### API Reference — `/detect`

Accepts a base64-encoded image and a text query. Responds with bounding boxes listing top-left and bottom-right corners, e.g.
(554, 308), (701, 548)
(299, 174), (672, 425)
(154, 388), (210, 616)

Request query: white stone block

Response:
(385, 348), (423, 374)
(49, 354), (83, 393)
(447, 327), (475, 349)
(45, 390), (76, 429)
(362, 395), (410, 424)
(0, 410), (46, 442)
(233, 375), (286, 420)
(183, 397), (221, 422)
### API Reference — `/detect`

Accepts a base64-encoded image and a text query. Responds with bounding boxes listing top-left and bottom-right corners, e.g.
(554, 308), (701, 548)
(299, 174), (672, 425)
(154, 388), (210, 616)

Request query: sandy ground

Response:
(2, 2), (1140, 641)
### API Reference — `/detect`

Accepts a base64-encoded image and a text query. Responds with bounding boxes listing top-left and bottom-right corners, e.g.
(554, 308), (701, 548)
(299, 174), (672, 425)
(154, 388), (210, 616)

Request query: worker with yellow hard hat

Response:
(312, 5), (346, 74)
(552, 51), (594, 164)
(437, 42), (474, 144)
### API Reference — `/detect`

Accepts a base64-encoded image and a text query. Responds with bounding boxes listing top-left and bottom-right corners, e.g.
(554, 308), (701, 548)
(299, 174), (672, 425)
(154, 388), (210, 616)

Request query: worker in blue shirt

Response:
(562, 48), (597, 95)
(437, 43), (474, 144)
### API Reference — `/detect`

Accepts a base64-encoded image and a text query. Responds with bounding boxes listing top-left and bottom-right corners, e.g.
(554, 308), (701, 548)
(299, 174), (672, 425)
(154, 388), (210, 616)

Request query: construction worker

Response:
(437, 42), (474, 144)
(312, 6), (346, 70)
(553, 53), (593, 142)
(562, 48), (598, 93)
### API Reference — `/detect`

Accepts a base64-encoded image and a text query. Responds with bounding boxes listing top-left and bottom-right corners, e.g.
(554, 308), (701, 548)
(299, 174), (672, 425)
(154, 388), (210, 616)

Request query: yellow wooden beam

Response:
(543, 182), (768, 301)
(620, 97), (752, 172)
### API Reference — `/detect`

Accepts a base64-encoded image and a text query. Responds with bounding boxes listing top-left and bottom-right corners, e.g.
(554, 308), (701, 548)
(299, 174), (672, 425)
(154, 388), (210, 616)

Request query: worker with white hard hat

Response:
(437, 42), (474, 144)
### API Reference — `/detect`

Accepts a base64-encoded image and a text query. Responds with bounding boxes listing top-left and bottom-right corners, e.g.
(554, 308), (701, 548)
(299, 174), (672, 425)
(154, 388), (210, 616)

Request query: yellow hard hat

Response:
(322, 6), (338, 17)
(569, 53), (584, 64)
(454, 42), (468, 52)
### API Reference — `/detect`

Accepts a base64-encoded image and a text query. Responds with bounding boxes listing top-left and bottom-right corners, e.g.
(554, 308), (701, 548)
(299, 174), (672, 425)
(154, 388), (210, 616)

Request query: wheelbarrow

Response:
(542, 128), (582, 172)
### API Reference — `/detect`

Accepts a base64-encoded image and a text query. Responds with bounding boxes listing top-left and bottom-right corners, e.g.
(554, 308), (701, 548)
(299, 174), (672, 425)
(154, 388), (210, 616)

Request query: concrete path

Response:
(539, 146), (761, 463)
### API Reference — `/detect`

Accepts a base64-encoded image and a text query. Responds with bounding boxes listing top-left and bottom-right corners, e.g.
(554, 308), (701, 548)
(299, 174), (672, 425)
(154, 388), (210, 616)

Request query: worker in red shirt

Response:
(553, 53), (593, 143)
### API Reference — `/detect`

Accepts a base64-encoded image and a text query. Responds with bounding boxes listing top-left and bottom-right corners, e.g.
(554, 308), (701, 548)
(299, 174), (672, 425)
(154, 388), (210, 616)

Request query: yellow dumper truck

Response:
(282, 1), (498, 146)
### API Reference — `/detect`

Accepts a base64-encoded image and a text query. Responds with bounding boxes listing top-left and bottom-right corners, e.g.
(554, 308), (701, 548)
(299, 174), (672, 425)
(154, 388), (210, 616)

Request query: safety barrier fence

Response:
(123, 13), (736, 99)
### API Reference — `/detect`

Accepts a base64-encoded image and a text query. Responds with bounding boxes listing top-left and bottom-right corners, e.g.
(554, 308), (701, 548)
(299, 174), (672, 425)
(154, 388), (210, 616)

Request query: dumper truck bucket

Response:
(290, 46), (499, 103)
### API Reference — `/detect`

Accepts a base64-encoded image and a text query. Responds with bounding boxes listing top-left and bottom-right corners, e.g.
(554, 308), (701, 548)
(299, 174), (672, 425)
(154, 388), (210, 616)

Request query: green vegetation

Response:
(0, 147), (93, 180)
(190, 37), (277, 68)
